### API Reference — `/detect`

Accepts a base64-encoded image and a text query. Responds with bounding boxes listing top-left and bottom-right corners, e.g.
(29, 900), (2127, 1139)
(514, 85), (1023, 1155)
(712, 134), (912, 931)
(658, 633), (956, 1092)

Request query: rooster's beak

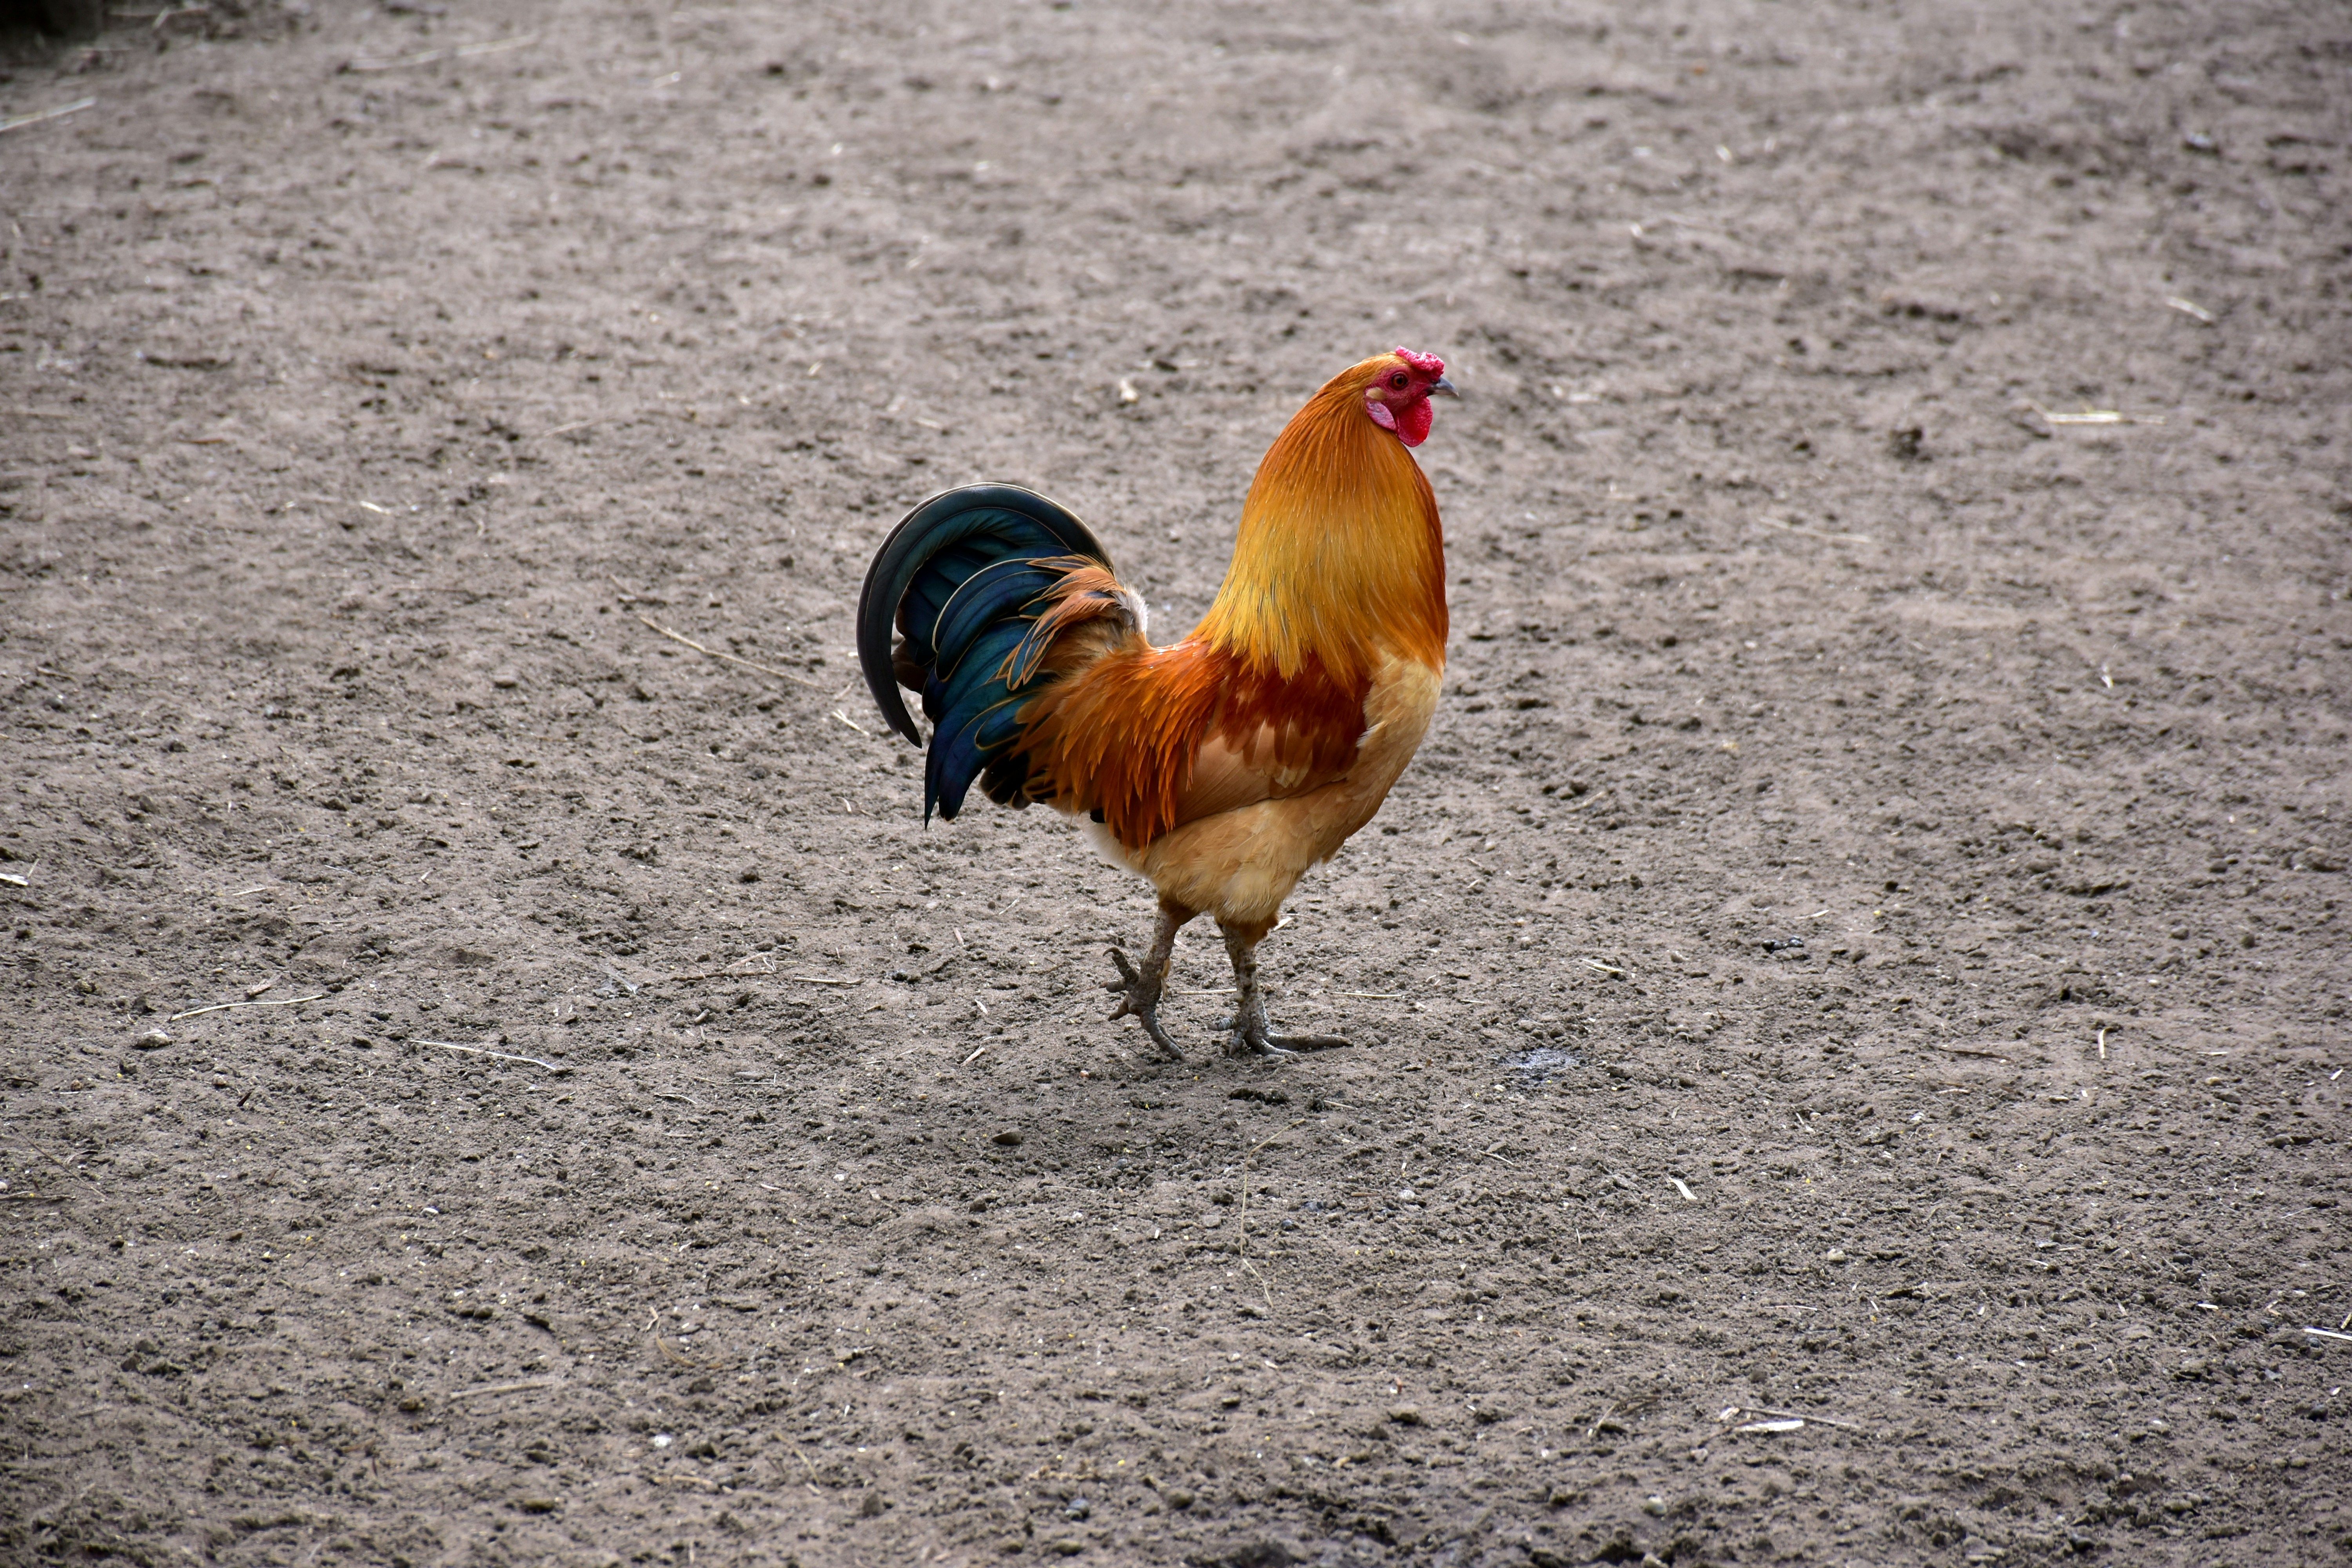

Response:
(1430, 375), (1459, 399)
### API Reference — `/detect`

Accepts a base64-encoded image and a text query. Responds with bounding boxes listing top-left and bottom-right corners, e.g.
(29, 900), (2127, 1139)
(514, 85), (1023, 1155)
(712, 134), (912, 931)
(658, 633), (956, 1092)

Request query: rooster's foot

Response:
(1221, 1014), (1350, 1059)
(1105, 946), (1187, 1063)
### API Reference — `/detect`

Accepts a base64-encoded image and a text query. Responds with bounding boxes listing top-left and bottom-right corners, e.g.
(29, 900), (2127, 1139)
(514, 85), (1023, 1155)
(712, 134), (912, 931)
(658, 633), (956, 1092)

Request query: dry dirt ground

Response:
(3, 0), (2350, 1564)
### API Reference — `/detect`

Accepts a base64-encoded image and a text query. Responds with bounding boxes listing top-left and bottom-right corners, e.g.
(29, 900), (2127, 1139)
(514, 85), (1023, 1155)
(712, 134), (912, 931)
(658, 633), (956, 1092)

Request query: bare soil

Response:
(3, 2), (2349, 1564)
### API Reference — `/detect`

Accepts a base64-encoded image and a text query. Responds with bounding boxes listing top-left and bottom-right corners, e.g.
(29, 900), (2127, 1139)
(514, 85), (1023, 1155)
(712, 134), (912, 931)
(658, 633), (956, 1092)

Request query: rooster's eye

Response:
(1388, 372), (1407, 389)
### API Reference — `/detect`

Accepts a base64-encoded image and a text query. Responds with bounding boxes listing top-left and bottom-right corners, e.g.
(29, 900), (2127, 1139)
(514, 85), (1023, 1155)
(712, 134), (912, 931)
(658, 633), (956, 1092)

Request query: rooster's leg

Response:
(1106, 898), (1193, 1062)
(1218, 921), (1349, 1058)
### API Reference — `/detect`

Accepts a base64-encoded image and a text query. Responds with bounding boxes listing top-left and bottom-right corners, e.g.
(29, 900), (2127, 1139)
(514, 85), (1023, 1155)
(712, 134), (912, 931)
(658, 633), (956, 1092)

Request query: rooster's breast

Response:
(1093, 652), (1442, 932)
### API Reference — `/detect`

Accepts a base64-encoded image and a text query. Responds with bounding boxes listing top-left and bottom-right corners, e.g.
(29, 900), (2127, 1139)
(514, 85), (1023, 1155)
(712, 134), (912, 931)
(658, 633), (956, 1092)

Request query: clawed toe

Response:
(1224, 1029), (1296, 1060)
(1104, 946), (1144, 1007)
(1219, 1011), (1348, 1059)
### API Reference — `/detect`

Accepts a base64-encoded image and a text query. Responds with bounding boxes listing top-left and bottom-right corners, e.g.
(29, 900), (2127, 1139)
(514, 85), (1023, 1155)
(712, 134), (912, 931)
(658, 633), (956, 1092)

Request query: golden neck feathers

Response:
(1192, 357), (1450, 681)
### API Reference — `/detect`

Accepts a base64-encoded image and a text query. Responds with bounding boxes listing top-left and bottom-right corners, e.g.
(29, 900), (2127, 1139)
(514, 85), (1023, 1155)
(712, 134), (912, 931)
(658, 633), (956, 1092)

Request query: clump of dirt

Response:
(2, 0), (2346, 1563)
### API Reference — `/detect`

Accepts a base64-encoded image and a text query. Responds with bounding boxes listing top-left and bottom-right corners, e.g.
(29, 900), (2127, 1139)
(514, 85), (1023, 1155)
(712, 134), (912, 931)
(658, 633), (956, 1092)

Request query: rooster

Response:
(857, 348), (1455, 1060)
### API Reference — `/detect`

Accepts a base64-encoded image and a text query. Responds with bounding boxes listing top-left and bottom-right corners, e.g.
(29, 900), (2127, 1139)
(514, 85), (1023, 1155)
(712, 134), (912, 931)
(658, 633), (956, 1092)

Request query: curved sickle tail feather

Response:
(857, 484), (1133, 824)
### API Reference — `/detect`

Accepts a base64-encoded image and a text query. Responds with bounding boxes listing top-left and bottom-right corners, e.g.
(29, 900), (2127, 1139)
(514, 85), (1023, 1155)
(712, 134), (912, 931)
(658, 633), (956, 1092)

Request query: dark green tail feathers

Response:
(857, 484), (1114, 824)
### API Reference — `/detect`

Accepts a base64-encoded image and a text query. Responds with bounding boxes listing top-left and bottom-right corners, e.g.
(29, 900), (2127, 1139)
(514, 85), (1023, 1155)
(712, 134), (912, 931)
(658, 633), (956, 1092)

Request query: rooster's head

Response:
(1359, 348), (1457, 448)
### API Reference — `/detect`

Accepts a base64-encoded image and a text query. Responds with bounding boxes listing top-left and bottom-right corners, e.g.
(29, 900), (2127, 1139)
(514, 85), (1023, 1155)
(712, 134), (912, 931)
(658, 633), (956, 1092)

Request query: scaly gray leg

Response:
(1219, 919), (1349, 1059)
(1105, 898), (1194, 1062)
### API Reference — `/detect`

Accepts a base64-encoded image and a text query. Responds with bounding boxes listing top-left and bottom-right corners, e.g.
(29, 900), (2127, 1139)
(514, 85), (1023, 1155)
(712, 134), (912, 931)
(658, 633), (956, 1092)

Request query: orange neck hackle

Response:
(1192, 354), (1450, 681)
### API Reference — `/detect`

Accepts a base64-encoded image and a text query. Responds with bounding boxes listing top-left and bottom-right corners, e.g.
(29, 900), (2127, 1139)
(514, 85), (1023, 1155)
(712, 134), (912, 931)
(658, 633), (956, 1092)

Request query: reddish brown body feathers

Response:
(1018, 640), (1369, 850)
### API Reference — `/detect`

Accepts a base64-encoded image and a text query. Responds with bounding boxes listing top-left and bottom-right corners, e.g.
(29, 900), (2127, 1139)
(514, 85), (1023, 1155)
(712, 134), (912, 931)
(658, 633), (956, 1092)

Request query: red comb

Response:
(1394, 347), (1445, 376)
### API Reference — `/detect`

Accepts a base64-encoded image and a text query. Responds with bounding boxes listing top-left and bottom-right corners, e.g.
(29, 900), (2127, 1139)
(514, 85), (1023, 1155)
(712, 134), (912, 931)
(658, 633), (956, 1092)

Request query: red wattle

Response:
(1395, 397), (1434, 447)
